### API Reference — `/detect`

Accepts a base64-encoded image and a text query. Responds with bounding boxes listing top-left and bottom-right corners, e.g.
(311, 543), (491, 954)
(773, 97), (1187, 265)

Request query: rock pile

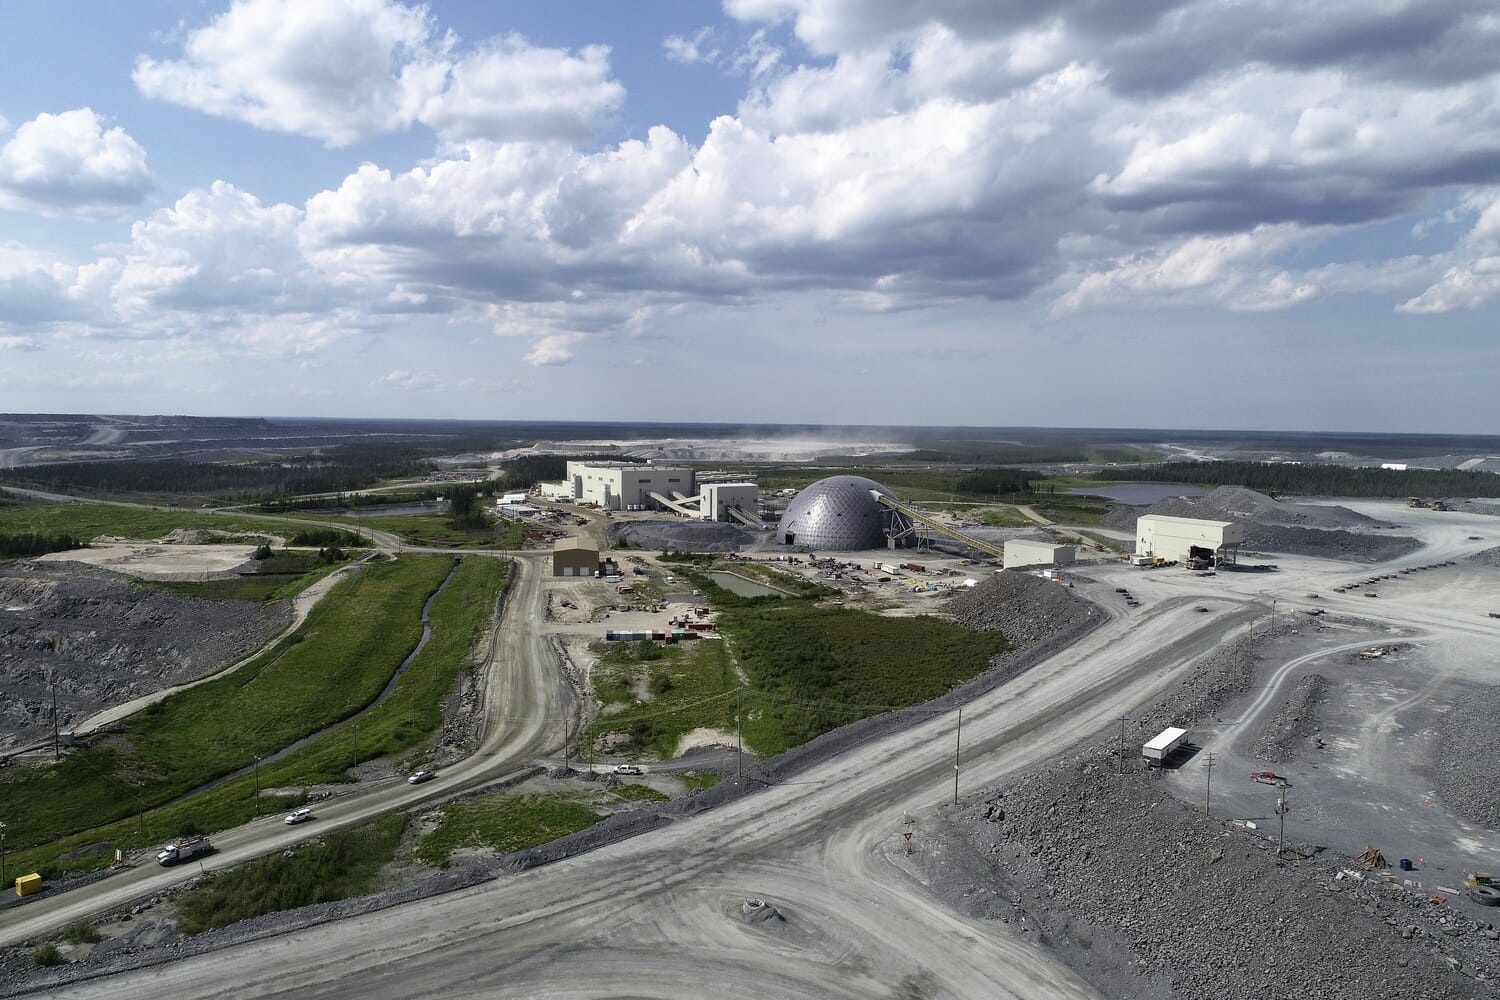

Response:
(606, 520), (751, 553)
(1436, 685), (1500, 831)
(959, 748), (1499, 1000)
(944, 572), (1094, 647)
(0, 563), (290, 750)
(1132, 619), (1299, 735)
(1102, 486), (1418, 563)
(1251, 674), (1330, 762)
(1466, 545), (1500, 568)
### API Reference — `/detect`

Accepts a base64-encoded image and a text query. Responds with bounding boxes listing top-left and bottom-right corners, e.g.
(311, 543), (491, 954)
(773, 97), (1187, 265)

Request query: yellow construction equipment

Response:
(15, 873), (42, 897)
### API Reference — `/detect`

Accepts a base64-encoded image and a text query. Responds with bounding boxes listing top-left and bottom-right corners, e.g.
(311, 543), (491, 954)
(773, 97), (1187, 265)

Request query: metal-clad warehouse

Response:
(552, 537), (599, 577)
(1003, 539), (1077, 569)
(1134, 515), (1243, 565)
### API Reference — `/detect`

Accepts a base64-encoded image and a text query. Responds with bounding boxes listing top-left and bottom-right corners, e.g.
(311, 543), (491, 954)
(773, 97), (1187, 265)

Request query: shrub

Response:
(31, 944), (64, 967)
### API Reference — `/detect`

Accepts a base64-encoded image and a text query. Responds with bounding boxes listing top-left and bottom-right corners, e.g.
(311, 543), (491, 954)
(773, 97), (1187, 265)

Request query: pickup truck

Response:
(1250, 771), (1289, 786)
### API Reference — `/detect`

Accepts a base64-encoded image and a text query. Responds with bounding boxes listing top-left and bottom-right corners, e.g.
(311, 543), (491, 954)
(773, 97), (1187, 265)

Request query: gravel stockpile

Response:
(1435, 685), (1500, 831)
(955, 748), (1499, 1000)
(0, 563), (290, 750)
(1251, 673), (1330, 762)
(606, 520), (751, 553)
(944, 571), (1095, 647)
(1466, 545), (1500, 568)
(1102, 486), (1418, 563)
(1130, 618), (1300, 735)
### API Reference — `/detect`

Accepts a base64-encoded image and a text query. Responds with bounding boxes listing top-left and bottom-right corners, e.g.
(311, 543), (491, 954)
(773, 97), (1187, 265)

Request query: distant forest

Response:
(953, 468), (1040, 495)
(1101, 461), (1500, 498)
(0, 533), (86, 557)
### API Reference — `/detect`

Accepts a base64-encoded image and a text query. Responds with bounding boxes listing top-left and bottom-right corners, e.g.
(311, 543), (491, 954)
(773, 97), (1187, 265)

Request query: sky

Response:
(1, 0), (1499, 432)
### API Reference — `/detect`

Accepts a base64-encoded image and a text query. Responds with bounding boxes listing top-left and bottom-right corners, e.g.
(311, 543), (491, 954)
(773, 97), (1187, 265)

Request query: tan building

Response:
(1003, 539), (1076, 569)
(553, 537), (599, 577)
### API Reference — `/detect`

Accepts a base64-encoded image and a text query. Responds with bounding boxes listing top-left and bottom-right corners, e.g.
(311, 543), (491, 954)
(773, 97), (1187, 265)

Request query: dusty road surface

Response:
(33, 594), (1263, 1000)
(19, 501), (1500, 1000)
(0, 554), (563, 951)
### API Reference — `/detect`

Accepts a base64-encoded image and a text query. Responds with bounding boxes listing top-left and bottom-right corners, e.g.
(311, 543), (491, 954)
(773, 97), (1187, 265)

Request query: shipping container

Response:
(15, 873), (42, 897)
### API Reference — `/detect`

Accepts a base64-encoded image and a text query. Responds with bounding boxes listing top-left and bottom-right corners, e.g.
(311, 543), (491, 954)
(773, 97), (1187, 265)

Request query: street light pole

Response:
(1, 820), (7, 886)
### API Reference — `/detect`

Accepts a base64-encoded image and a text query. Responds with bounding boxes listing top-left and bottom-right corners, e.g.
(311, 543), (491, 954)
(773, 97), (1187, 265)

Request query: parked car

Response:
(1250, 771), (1289, 786)
(285, 807), (313, 825)
(407, 769), (436, 785)
(613, 764), (644, 776)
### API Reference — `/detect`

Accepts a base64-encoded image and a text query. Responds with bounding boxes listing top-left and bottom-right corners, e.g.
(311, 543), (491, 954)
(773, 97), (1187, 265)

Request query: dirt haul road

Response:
(0, 553), (563, 950)
(36, 593), (1266, 1000)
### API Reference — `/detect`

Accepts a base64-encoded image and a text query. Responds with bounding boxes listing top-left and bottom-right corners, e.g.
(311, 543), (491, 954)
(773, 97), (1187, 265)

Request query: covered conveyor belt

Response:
(872, 492), (1006, 560)
(649, 491), (704, 517)
(726, 506), (765, 529)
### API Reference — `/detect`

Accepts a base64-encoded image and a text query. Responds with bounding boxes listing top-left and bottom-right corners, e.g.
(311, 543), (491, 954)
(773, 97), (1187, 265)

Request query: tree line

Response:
(0, 533), (86, 557)
(1100, 461), (1500, 498)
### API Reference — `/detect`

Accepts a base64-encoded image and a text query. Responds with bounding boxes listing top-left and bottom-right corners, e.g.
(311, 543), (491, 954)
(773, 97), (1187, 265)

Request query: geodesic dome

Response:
(777, 475), (908, 550)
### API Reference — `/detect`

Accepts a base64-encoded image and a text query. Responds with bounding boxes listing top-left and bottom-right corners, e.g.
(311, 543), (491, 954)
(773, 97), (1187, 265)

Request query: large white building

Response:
(568, 461), (696, 511)
(1134, 514), (1243, 565)
(536, 461), (758, 521)
(1003, 539), (1076, 569)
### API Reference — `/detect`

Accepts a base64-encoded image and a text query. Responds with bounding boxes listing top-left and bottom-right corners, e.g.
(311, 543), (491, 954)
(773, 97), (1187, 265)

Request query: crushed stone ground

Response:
(0, 562), (290, 750)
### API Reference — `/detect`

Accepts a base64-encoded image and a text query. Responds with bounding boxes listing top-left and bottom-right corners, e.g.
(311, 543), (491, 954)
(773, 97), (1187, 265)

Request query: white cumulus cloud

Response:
(0, 109), (152, 217)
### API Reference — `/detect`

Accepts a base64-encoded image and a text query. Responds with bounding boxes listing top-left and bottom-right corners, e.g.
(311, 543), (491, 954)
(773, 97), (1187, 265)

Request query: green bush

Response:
(61, 921), (101, 945)
(31, 944), (64, 967)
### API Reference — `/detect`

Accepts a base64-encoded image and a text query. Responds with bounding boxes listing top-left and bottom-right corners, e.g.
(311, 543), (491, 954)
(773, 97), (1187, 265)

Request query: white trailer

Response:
(1143, 726), (1188, 764)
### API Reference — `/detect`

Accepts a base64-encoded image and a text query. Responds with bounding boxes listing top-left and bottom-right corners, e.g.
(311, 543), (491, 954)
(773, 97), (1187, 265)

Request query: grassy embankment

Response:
(138, 551), (350, 603)
(414, 793), (604, 868)
(2, 554), (507, 876)
(295, 511), (527, 549)
(0, 499), (285, 540)
(173, 815), (408, 935)
(585, 563), (1008, 759)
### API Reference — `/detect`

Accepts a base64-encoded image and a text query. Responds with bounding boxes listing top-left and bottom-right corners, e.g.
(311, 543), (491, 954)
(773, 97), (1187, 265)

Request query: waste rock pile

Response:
(1102, 486), (1418, 562)
(1250, 673), (1330, 762)
(0, 563), (290, 750)
(944, 571), (1095, 647)
(606, 520), (750, 553)
(955, 747), (1499, 1000)
(1436, 684), (1500, 830)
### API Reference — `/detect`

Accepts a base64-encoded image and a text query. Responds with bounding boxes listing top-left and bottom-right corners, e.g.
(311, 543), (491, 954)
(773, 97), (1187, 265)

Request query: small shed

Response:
(553, 537), (599, 577)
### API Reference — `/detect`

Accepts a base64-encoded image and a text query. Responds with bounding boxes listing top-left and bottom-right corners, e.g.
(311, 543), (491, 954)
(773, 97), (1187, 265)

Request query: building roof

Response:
(554, 536), (598, 553)
(1144, 727), (1188, 751)
(1136, 514), (1236, 530)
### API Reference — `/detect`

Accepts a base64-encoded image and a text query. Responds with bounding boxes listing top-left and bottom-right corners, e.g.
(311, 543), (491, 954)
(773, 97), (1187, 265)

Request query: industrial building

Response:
(552, 537), (599, 577)
(1004, 539), (1076, 570)
(778, 476), (911, 550)
(1134, 514), (1242, 566)
(536, 461), (696, 512)
(535, 461), (759, 522)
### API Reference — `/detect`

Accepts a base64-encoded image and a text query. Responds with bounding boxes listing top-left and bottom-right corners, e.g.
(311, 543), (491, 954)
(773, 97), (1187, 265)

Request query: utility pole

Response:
(953, 707), (962, 805)
(562, 715), (570, 768)
(1202, 751), (1216, 816)
(736, 687), (743, 780)
(1, 820), (7, 886)
(51, 677), (59, 762)
(1277, 785), (1288, 862)
(253, 756), (261, 816)
(1118, 716), (1130, 773)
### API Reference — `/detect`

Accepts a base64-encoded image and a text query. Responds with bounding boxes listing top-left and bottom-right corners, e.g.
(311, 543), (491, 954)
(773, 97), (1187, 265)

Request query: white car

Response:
(407, 769), (436, 785)
(613, 764), (644, 776)
(284, 807), (313, 825)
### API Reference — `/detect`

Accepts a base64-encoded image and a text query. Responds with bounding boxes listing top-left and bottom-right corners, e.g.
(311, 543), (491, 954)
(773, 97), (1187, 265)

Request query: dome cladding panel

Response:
(776, 475), (904, 550)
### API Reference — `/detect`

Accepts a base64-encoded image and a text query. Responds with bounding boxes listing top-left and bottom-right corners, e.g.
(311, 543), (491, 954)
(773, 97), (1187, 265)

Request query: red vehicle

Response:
(1250, 771), (1289, 786)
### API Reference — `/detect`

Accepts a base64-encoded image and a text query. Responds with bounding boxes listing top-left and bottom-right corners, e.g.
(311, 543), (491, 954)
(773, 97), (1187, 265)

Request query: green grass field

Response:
(0, 554), (485, 872)
(174, 814), (407, 935)
(721, 604), (1009, 754)
(968, 506), (1034, 528)
(308, 513), (526, 549)
(414, 792), (602, 868)
(0, 500), (281, 540)
(583, 638), (756, 758)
